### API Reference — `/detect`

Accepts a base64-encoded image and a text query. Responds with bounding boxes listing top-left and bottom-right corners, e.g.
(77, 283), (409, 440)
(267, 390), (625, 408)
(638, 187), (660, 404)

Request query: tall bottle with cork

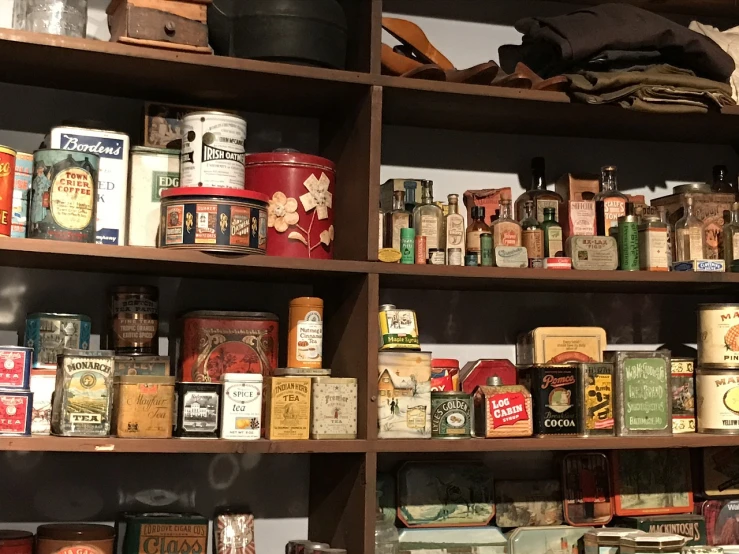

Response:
(412, 180), (443, 261)
(595, 165), (627, 237)
(492, 197), (522, 247)
(445, 194), (465, 265)
(385, 190), (411, 251)
(675, 195), (706, 261)
(515, 157), (563, 222)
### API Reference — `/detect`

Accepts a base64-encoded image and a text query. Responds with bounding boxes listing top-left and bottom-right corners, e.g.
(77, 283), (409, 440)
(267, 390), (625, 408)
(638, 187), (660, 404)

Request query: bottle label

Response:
(296, 317), (322, 363)
(495, 223), (520, 247)
(522, 229), (544, 258)
(536, 199), (559, 223)
(421, 215), (439, 251)
(603, 198), (626, 235)
(639, 228), (668, 271)
(733, 233), (739, 260)
(618, 222), (639, 270)
(546, 227), (563, 257)
(466, 229), (483, 253)
(446, 216), (464, 248)
(676, 227), (704, 261)
(569, 201), (597, 235)
(392, 218), (409, 250)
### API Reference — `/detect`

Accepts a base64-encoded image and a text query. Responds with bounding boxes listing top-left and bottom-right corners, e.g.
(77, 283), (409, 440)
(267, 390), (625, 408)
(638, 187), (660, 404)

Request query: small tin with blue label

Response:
(0, 389), (33, 436)
(672, 260), (725, 272)
(160, 187), (268, 255)
(25, 313), (91, 369)
(0, 346), (32, 389)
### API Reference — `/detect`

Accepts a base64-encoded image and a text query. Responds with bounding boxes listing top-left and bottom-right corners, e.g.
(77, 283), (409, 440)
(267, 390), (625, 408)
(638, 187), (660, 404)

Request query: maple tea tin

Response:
(0, 390), (32, 436)
(696, 369), (739, 434)
(520, 364), (579, 436)
(220, 373), (262, 440)
(310, 377), (358, 439)
(577, 362), (614, 436)
(25, 312), (91, 369)
(698, 304), (739, 367)
(0, 346), (32, 389)
(175, 382), (221, 438)
(0, 530), (33, 554)
(431, 391), (472, 439)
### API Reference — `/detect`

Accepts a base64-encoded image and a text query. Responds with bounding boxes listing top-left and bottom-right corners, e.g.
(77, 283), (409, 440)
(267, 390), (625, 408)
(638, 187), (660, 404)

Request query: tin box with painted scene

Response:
(378, 351), (431, 439)
(495, 480), (563, 528)
(397, 528), (506, 554)
(562, 452), (613, 526)
(703, 447), (739, 497)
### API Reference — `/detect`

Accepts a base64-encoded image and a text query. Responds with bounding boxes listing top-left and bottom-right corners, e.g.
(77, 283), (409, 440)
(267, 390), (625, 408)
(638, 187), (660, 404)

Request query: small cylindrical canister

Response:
(464, 253), (478, 266)
(35, 524), (115, 554)
(698, 304), (739, 368)
(415, 236), (427, 264)
(431, 391), (472, 438)
(220, 373), (263, 440)
(428, 248), (445, 265)
(0, 530), (33, 554)
(696, 368), (739, 434)
(113, 375), (174, 438)
(108, 286), (159, 355)
(0, 145), (16, 237)
(287, 297), (323, 369)
(401, 227), (415, 264)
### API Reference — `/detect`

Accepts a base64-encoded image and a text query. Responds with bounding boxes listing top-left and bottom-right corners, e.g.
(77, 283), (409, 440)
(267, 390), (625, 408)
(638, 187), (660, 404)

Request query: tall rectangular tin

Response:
(378, 351), (431, 439)
(671, 358), (696, 434)
(577, 362), (614, 436)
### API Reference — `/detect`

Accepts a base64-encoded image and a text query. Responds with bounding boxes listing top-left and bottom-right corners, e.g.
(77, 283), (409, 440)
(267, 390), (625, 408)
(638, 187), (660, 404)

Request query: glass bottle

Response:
(540, 207), (564, 257)
(675, 195), (706, 261)
(713, 165), (734, 194)
(445, 194), (465, 265)
(378, 204), (386, 251)
(466, 206), (491, 264)
(595, 165), (628, 237)
(520, 200), (544, 262)
(724, 202), (739, 270)
(375, 505), (399, 554)
(492, 198), (522, 247)
(385, 190), (411, 251)
(657, 206), (673, 268)
(412, 180), (443, 260)
(515, 157), (563, 223)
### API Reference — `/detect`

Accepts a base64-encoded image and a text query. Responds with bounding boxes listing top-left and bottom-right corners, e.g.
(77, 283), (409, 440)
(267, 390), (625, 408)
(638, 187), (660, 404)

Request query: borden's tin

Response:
(431, 391), (472, 439)
(698, 304), (739, 367)
(181, 111), (246, 189)
(160, 187), (268, 255)
(0, 530), (33, 554)
(696, 368), (739, 434)
(28, 149), (98, 243)
(25, 312), (92, 369)
(0, 145), (16, 237)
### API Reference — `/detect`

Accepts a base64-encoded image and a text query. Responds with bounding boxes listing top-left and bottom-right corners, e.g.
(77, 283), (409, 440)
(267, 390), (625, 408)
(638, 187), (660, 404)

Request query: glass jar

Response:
(374, 509), (398, 554)
(26, 0), (88, 38)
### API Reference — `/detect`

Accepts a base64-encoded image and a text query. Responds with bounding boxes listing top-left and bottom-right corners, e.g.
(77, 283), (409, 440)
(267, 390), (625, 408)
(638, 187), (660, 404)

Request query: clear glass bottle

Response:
(520, 200), (544, 262)
(540, 207), (564, 257)
(385, 190), (411, 251)
(595, 165), (628, 237)
(675, 195), (706, 261)
(375, 506), (399, 554)
(378, 203), (386, 251)
(492, 198), (522, 247)
(412, 180), (444, 260)
(466, 206), (491, 264)
(658, 206), (673, 268)
(724, 202), (739, 269)
(445, 194), (465, 265)
(515, 157), (563, 223)
(713, 165), (734, 194)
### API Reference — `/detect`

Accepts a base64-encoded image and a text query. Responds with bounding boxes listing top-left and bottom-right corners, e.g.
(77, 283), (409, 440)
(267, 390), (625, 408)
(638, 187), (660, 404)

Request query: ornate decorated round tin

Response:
(698, 304), (739, 368)
(36, 524), (115, 554)
(159, 187), (268, 255)
(696, 368), (739, 434)
(431, 391), (472, 439)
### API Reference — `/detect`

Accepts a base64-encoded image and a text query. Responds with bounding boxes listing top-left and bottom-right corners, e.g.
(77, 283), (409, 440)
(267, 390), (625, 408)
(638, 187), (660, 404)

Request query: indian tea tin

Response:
(181, 111), (246, 189)
(672, 358), (696, 434)
(696, 369), (739, 434)
(11, 151), (32, 238)
(160, 187), (268, 254)
(120, 513), (208, 554)
(0, 346), (32, 389)
(175, 382), (221, 438)
(310, 377), (358, 439)
(113, 375), (175, 438)
(562, 452), (613, 526)
(0, 145), (15, 237)
(379, 305), (420, 350)
(25, 312), (91, 369)
(29, 369), (55, 434)
(28, 149), (98, 243)
(36, 524), (115, 554)
(621, 515), (707, 547)
(108, 286), (159, 355)
(430, 391), (472, 439)
(0, 390), (32, 436)
(220, 373), (262, 441)
(178, 311), (278, 382)
(264, 376), (311, 440)
(51, 349), (115, 437)
(698, 304), (739, 367)
(619, 533), (687, 553)
(520, 364), (579, 436)
(114, 356), (170, 377)
(0, 530), (33, 554)
(577, 362), (614, 436)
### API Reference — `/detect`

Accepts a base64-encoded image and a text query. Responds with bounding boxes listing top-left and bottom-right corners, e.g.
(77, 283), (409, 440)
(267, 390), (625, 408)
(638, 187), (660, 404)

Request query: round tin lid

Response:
(432, 358), (460, 368)
(619, 533), (686, 549)
(183, 310), (278, 321)
(698, 303), (739, 309)
(131, 146), (180, 155)
(28, 312), (91, 321)
(379, 304), (396, 312)
(221, 373), (263, 382)
(674, 183), (711, 194)
(37, 524), (115, 541)
(0, 145), (16, 156)
(0, 530), (33, 541)
(161, 187), (269, 203)
(289, 297), (324, 307)
(244, 150), (335, 172)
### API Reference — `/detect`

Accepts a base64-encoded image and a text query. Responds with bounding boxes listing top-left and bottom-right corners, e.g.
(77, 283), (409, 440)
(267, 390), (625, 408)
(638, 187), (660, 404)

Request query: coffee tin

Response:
(0, 390), (32, 436)
(310, 377), (358, 439)
(431, 391), (472, 439)
(25, 312), (92, 369)
(0, 346), (32, 389)
(698, 304), (739, 367)
(114, 356), (170, 377)
(696, 369), (739, 434)
(175, 381), (221, 438)
(181, 111), (246, 189)
(577, 362), (614, 436)
(28, 149), (98, 243)
(160, 187), (268, 254)
(220, 373), (262, 441)
(11, 151), (32, 238)
(108, 286), (159, 355)
(672, 358), (696, 434)
(0, 530), (33, 554)
(520, 364), (579, 436)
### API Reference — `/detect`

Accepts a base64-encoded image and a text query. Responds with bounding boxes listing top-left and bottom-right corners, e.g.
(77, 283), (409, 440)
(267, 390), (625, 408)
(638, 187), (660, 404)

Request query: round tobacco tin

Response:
(431, 391), (472, 439)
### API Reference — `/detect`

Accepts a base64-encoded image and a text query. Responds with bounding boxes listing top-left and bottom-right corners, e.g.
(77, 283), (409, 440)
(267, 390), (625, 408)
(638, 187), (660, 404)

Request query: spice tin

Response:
(29, 369), (55, 434)
(584, 529), (644, 554)
(0, 346), (32, 389)
(507, 526), (593, 554)
(700, 499), (739, 546)
(11, 151), (32, 238)
(36, 524), (115, 554)
(25, 312), (92, 369)
(494, 245), (527, 268)
(175, 382), (221, 438)
(128, 146), (179, 247)
(379, 305), (420, 350)
(520, 364), (578, 435)
(0, 530), (33, 554)
(264, 376), (311, 440)
(431, 391), (472, 439)
(577, 362), (614, 436)
(120, 513), (208, 554)
(288, 297), (323, 370)
(51, 349), (115, 437)
(495, 480), (563, 527)
(220, 373), (262, 441)
(431, 358), (459, 391)
(108, 286), (158, 355)
(460, 359), (517, 392)
(621, 515), (707, 547)
(698, 304), (739, 367)
(160, 187), (268, 254)
(0, 390), (32, 436)
(696, 369), (739, 434)
(28, 149), (98, 243)
(610, 350), (672, 436)
(310, 376), (357, 439)
(672, 358), (696, 434)
(113, 375), (174, 438)
(178, 311), (279, 382)
(703, 447), (739, 496)
(562, 452), (613, 526)
(516, 326), (607, 365)
(620, 533), (687, 553)
(0, 145), (15, 237)
(215, 513), (255, 554)
(473, 380), (533, 438)
(114, 356), (170, 377)
(378, 351), (431, 439)
(612, 449), (693, 516)
(398, 462), (495, 527)
(50, 125), (130, 245)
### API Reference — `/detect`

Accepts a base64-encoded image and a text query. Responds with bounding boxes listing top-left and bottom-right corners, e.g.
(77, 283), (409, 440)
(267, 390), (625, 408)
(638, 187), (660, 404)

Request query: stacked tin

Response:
(0, 345), (34, 436)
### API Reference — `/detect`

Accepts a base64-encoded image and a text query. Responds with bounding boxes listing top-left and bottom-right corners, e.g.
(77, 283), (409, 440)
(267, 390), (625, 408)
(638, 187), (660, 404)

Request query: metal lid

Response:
(0, 145), (16, 156)
(131, 146), (180, 155)
(486, 376), (502, 386)
(311, 377), (356, 384)
(289, 297), (324, 307)
(115, 376), (175, 384)
(0, 530), (33, 541)
(161, 187), (269, 203)
(221, 373), (263, 383)
(33, 148), (101, 161)
(379, 304), (396, 312)
(61, 349), (114, 357)
(244, 151), (335, 172)
(674, 183), (711, 194)
(431, 359), (459, 368)
(37, 524), (115, 541)
(698, 303), (739, 309)
(183, 310), (278, 321)
(620, 533), (686, 549)
(114, 355), (169, 363)
(185, 111), (245, 122)
(28, 312), (91, 321)
(274, 367), (331, 377)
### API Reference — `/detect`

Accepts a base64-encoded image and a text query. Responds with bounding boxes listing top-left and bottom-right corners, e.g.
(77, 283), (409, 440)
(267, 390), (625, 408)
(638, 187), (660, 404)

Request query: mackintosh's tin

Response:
(114, 356), (170, 377)
(108, 286), (159, 355)
(121, 513), (208, 554)
(11, 151), (32, 238)
(520, 364), (579, 436)
(621, 515), (707, 547)
(672, 358), (696, 434)
(160, 187), (268, 254)
(562, 452), (613, 526)
(431, 391), (472, 439)
(0, 145), (16, 237)
(28, 149), (98, 243)
(0, 390), (32, 436)
(0, 530), (33, 554)
(699, 304), (739, 367)
(25, 312), (91, 369)
(175, 381), (221, 438)
(696, 369), (739, 434)
(0, 346), (32, 389)
(577, 362), (614, 436)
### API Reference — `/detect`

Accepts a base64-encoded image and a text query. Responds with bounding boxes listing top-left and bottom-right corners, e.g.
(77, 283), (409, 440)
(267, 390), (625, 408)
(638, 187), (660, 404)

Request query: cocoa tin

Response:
(215, 513), (255, 554)
(430, 391), (472, 439)
(113, 375), (175, 438)
(516, 327), (607, 365)
(175, 382), (221, 438)
(703, 447), (739, 496)
(0, 346), (32, 389)
(264, 376), (311, 440)
(577, 362), (614, 436)
(520, 364), (579, 436)
(698, 304), (739, 367)
(11, 151), (33, 239)
(562, 452), (613, 526)
(120, 513), (208, 554)
(495, 480), (563, 527)
(700, 499), (739, 546)
(25, 312), (91, 369)
(220, 373), (262, 441)
(36, 524), (115, 554)
(178, 311), (279, 382)
(29, 369), (55, 434)
(621, 515), (707, 547)
(0, 390), (32, 436)
(459, 359), (517, 393)
(108, 286), (158, 355)
(114, 356), (170, 377)
(0, 531), (33, 554)
(310, 376), (358, 439)
(377, 351), (431, 439)
(0, 145), (15, 237)
(671, 358), (696, 434)
(696, 369), (739, 434)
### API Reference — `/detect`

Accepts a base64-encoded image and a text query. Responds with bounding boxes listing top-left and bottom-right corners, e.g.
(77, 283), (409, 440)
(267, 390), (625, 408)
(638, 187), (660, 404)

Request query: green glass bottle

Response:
(541, 207), (563, 257)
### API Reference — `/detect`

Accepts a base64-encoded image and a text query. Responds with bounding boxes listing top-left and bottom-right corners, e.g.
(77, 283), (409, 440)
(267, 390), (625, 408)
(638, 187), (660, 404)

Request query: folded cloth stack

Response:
(499, 3), (736, 113)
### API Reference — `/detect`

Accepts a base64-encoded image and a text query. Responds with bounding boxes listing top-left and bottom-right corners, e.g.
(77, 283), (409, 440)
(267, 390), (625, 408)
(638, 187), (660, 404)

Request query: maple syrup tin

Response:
(0, 530), (33, 554)
(698, 304), (739, 367)
(159, 187), (268, 255)
(0, 390), (32, 436)
(25, 312), (91, 369)
(175, 381), (221, 438)
(0, 346), (32, 389)
(696, 369), (739, 434)
(36, 524), (115, 554)
(431, 391), (472, 439)
(520, 364), (579, 436)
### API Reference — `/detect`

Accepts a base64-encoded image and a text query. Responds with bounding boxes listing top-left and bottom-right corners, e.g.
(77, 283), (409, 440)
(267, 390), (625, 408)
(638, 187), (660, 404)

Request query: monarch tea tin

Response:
(0, 145), (16, 237)
(310, 377), (357, 439)
(696, 369), (739, 434)
(0, 390), (32, 436)
(698, 304), (739, 367)
(25, 312), (91, 369)
(11, 151), (32, 238)
(431, 391), (472, 439)
(159, 187), (268, 255)
(0, 346), (32, 389)
(220, 373), (262, 441)
(28, 149), (98, 243)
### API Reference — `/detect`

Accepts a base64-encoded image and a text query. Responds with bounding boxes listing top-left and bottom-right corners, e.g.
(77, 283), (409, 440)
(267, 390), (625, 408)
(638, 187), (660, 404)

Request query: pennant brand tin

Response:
(696, 369), (739, 434)
(0, 390), (32, 436)
(0, 346), (32, 389)
(431, 391), (472, 439)
(11, 151), (32, 238)
(0, 530), (33, 554)
(671, 358), (696, 434)
(181, 111), (246, 189)
(160, 187), (268, 255)
(220, 373), (262, 440)
(577, 362), (614, 436)
(25, 312), (91, 369)
(698, 304), (739, 367)
(28, 149), (98, 243)
(175, 382), (221, 438)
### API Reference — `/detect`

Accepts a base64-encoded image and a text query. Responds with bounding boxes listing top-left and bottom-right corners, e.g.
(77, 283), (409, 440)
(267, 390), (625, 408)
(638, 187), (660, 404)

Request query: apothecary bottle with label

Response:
(595, 165), (627, 236)
(492, 198), (522, 247)
(675, 195), (706, 261)
(466, 206), (491, 264)
(412, 180), (443, 260)
(658, 206), (673, 267)
(445, 194), (465, 265)
(520, 199), (544, 262)
(385, 190), (411, 251)
(541, 207), (564, 257)
(515, 157), (562, 222)
(724, 202), (739, 270)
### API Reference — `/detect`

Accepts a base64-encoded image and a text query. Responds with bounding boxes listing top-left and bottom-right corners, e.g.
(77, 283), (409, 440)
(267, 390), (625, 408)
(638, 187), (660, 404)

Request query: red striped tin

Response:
(0, 145), (16, 237)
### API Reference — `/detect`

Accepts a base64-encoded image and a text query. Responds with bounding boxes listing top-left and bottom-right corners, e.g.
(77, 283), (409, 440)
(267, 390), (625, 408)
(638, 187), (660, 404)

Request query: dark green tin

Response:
(431, 391), (472, 439)
(120, 513), (209, 554)
(620, 514), (707, 547)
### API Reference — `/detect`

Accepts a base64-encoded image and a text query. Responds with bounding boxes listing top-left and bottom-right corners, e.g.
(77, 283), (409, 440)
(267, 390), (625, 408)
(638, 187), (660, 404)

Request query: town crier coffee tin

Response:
(0, 145), (16, 237)
(698, 304), (739, 367)
(0, 530), (33, 554)
(36, 524), (115, 554)
(178, 311), (278, 382)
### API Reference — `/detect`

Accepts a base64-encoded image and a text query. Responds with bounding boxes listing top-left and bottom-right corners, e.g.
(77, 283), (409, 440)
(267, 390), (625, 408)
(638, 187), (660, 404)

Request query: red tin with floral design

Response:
(244, 151), (335, 259)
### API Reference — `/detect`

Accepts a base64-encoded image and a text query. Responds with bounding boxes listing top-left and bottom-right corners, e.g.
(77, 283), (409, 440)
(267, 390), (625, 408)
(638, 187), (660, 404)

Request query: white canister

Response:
(220, 373), (263, 440)
(696, 368), (739, 434)
(698, 304), (739, 367)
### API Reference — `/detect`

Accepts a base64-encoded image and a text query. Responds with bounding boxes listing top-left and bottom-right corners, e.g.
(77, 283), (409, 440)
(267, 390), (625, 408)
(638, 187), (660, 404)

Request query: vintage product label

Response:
(562, 454), (612, 526)
(0, 392), (31, 435)
(677, 227), (704, 261)
(705, 220), (722, 260)
(111, 294), (158, 354)
(53, 353), (113, 436)
(114, 356), (169, 377)
(489, 392), (528, 429)
(116, 382), (174, 438)
(379, 309), (420, 349)
(568, 236), (618, 270)
(627, 516), (706, 546)
(0, 349), (30, 388)
(732, 233), (739, 260)
(420, 215), (439, 251)
(181, 391), (219, 433)
(415, 236), (427, 264)
(181, 113), (246, 189)
(622, 358), (669, 431)
(195, 203), (217, 244)
(377, 351), (431, 439)
(522, 228), (544, 259)
(50, 166), (95, 231)
(447, 248), (463, 265)
(129, 151), (179, 247)
(25, 315), (91, 369)
(296, 313), (322, 364)
(11, 152), (32, 238)
(545, 226), (563, 256)
(495, 246), (528, 268)
(699, 306), (739, 366)
(671, 359), (696, 434)
(466, 229), (484, 262)
(164, 204), (185, 245)
(29, 371), (55, 435)
(697, 372), (739, 433)
(221, 380), (262, 440)
(431, 393), (471, 438)
(533, 329), (606, 364)
(536, 198), (559, 223)
(0, 148), (14, 237)
(267, 377), (310, 439)
(391, 218), (409, 250)
(135, 522), (208, 554)
(310, 379), (358, 439)
(639, 227), (669, 271)
(580, 363), (614, 434)
(530, 367), (578, 435)
(619, 222), (640, 270)
(216, 514), (255, 554)
(603, 198), (626, 235)
(494, 222), (520, 247)
(567, 201), (596, 236)
(445, 215), (465, 251)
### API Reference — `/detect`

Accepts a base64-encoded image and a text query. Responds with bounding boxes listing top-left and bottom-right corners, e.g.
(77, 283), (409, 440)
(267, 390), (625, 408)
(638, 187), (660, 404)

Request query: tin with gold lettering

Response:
(120, 513), (208, 554)
(113, 375), (175, 438)
(431, 391), (472, 439)
(264, 376), (311, 440)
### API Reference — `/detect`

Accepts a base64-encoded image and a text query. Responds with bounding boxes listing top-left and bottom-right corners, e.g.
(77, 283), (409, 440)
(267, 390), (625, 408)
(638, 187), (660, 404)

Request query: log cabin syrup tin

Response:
(175, 382), (221, 438)
(220, 373), (262, 440)
(473, 376), (533, 438)
(25, 312), (91, 369)
(310, 377), (357, 439)
(698, 304), (739, 367)
(696, 369), (739, 434)
(0, 346), (32, 389)
(0, 530), (33, 554)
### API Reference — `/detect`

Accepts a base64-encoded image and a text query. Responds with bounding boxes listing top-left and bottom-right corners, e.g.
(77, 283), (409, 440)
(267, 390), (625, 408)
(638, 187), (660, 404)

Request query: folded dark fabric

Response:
(499, 3), (735, 82)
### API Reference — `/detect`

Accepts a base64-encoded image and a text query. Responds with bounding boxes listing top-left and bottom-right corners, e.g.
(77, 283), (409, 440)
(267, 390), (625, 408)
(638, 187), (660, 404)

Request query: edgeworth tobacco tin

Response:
(431, 391), (472, 439)
(175, 382), (221, 438)
(672, 358), (696, 434)
(0, 346), (32, 389)
(577, 362), (614, 436)
(310, 377), (358, 439)
(25, 312), (91, 369)
(698, 304), (739, 367)
(520, 364), (579, 436)
(28, 149), (98, 243)
(0, 390), (32, 436)
(696, 369), (739, 434)
(120, 513), (208, 554)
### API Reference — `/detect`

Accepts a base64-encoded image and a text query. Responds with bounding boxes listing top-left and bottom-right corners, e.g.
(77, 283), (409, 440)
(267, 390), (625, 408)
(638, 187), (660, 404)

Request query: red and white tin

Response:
(0, 531), (33, 554)
(0, 145), (16, 237)
(0, 390), (33, 436)
(245, 151), (336, 259)
(0, 346), (32, 389)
